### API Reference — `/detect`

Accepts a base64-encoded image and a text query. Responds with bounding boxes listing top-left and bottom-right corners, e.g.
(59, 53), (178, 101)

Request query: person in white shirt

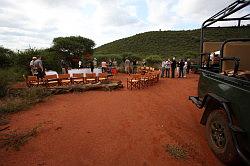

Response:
(184, 60), (188, 77)
(165, 59), (171, 78)
(101, 60), (107, 73)
(124, 59), (130, 74)
(161, 60), (166, 77)
(78, 60), (82, 68)
(30, 57), (37, 75)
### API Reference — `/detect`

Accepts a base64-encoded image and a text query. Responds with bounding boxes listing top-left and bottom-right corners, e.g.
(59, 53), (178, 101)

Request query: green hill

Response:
(95, 26), (250, 58)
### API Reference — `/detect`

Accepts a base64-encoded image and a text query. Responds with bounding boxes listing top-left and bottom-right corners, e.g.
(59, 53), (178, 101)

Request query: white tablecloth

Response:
(68, 68), (102, 77)
(45, 70), (58, 76)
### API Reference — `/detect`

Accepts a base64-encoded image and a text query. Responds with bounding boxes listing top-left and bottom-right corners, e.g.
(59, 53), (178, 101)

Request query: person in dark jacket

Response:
(171, 57), (176, 78)
(90, 61), (94, 73)
(178, 59), (185, 78)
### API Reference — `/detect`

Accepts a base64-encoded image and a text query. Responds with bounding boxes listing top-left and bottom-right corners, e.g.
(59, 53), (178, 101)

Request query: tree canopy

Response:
(52, 36), (95, 68)
(52, 36), (95, 58)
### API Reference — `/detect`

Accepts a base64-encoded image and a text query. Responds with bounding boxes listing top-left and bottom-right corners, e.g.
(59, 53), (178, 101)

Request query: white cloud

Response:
(0, 0), (249, 50)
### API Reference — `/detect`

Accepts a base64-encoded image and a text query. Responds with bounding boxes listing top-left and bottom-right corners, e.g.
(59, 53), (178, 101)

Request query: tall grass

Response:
(0, 87), (52, 114)
(0, 67), (27, 98)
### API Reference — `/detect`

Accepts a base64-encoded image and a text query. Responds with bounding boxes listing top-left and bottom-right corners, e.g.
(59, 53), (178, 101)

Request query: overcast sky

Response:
(0, 0), (249, 50)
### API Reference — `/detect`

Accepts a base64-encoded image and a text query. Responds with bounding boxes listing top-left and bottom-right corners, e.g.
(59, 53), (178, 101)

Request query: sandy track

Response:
(0, 74), (223, 166)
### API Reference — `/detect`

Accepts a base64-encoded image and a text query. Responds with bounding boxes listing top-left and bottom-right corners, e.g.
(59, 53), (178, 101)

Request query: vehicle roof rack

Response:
(200, 0), (250, 53)
(202, 0), (250, 28)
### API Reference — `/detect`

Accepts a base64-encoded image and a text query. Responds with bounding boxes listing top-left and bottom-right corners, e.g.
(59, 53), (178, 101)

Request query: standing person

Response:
(78, 60), (82, 68)
(112, 58), (118, 75)
(34, 56), (45, 80)
(30, 57), (37, 75)
(161, 59), (166, 77)
(177, 59), (181, 77)
(165, 59), (171, 78)
(101, 60), (107, 73)
(108, 59), (112, 74)
(132, 59), (137, 74)
(183, 59), (188, 77)
(90, 60), (94, 73)
(113, 58), (117, 68)
(124, 59), (130, 74)
(142, 59), (146, 66)
(61, 59), (68, 74)
(171, 57), (177, 78)
(187, 58), (191, 74)
(178, 59), (185, 78)
(93, 58), (97, 68)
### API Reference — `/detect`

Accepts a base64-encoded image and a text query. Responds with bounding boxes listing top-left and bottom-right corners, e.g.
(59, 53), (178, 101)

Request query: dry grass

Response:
(0, 125), (41, 151)
(165, 144), (188, 160)
(0, 87), (52, 114)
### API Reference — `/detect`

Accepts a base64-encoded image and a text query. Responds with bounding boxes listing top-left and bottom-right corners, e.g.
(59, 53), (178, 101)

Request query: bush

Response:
(93, 53), (123, 66)
(0, 87), (52, 114)
(145, 55), (162, 68)
(120, 52), (142, 61)
(0, 67), (27, 98)
(41, 49), (61, 72)
(0, 46), (14, 68)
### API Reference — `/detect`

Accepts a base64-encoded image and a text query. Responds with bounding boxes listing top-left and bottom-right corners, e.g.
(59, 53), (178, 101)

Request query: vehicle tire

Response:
(206, 109), (239, 165)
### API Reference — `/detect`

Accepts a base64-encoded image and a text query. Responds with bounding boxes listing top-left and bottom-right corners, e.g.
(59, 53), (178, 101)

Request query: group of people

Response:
(161, 57), (191, 78)
(101, 59), (118, 74)
(124, 59), (141, 74)
(30, 56), (45, 79)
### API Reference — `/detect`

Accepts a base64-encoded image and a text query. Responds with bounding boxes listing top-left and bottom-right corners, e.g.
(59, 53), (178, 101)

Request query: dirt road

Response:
(0, 74), (223, 166)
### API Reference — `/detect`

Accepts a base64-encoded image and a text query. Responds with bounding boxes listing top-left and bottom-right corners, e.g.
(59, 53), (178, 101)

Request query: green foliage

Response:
(93, 53), (123, 66)
(13, 48), (41, 74)
(52, 36), (95, 68)
(41, 49), (61, 72)
(120, 52), (142, 61)
(0, 67), (27, 98)
(145, 55), (162, 69)
(0, 46), (15, 68)
(95, 26), (250, 59)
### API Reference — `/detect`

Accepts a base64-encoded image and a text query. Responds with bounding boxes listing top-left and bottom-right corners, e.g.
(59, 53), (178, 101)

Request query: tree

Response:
(52, 36), (95, 68)
(0, 46), (14, 68)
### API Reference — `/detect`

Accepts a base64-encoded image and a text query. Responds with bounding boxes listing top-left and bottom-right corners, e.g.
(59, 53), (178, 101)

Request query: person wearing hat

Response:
(30, 57), (37, 75)
(34, 56), (45, 79)
(93, 58), (97, 68)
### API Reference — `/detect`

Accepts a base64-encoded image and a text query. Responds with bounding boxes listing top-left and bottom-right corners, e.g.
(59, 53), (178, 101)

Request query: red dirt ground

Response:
(0, 74), (223, 166)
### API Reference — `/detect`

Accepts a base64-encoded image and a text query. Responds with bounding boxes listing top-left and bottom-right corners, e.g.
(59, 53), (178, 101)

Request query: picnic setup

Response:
(1, 1), (250, 166)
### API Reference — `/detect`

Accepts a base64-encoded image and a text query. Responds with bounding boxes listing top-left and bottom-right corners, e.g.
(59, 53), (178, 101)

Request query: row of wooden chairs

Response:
(24, 73), (109, 87)
(127, 71), (160, 90)
(137, 66), (155, 75)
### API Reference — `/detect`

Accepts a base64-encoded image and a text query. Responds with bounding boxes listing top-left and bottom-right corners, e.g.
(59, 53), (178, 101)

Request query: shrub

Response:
(145, 55), (162, 68)
(120, 52), (142, 61)
(0, 67), (27, 98)
(0, 87), (52, 114)
(0, 46), (14, 68)
(93, 53), (123, 66)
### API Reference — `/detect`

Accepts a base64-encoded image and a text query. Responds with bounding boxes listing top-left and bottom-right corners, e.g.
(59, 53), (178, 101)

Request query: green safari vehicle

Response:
(189, 1), (250, 165)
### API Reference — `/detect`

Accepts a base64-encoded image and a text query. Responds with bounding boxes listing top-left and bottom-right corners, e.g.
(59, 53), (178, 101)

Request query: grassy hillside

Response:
(95, 26), (250, 58)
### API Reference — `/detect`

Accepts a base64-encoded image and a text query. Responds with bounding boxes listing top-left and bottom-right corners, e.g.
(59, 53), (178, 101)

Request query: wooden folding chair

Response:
(24, 75), (40, 87)
(127, 74), (141, 90)
(71, 73), (84, 84)
(58, 74), (71, 86)
(98, 73), (108, 83)
(44, 74), (59, 87)
(141, 73), (152, 88)
(85, 73), (97, 84)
